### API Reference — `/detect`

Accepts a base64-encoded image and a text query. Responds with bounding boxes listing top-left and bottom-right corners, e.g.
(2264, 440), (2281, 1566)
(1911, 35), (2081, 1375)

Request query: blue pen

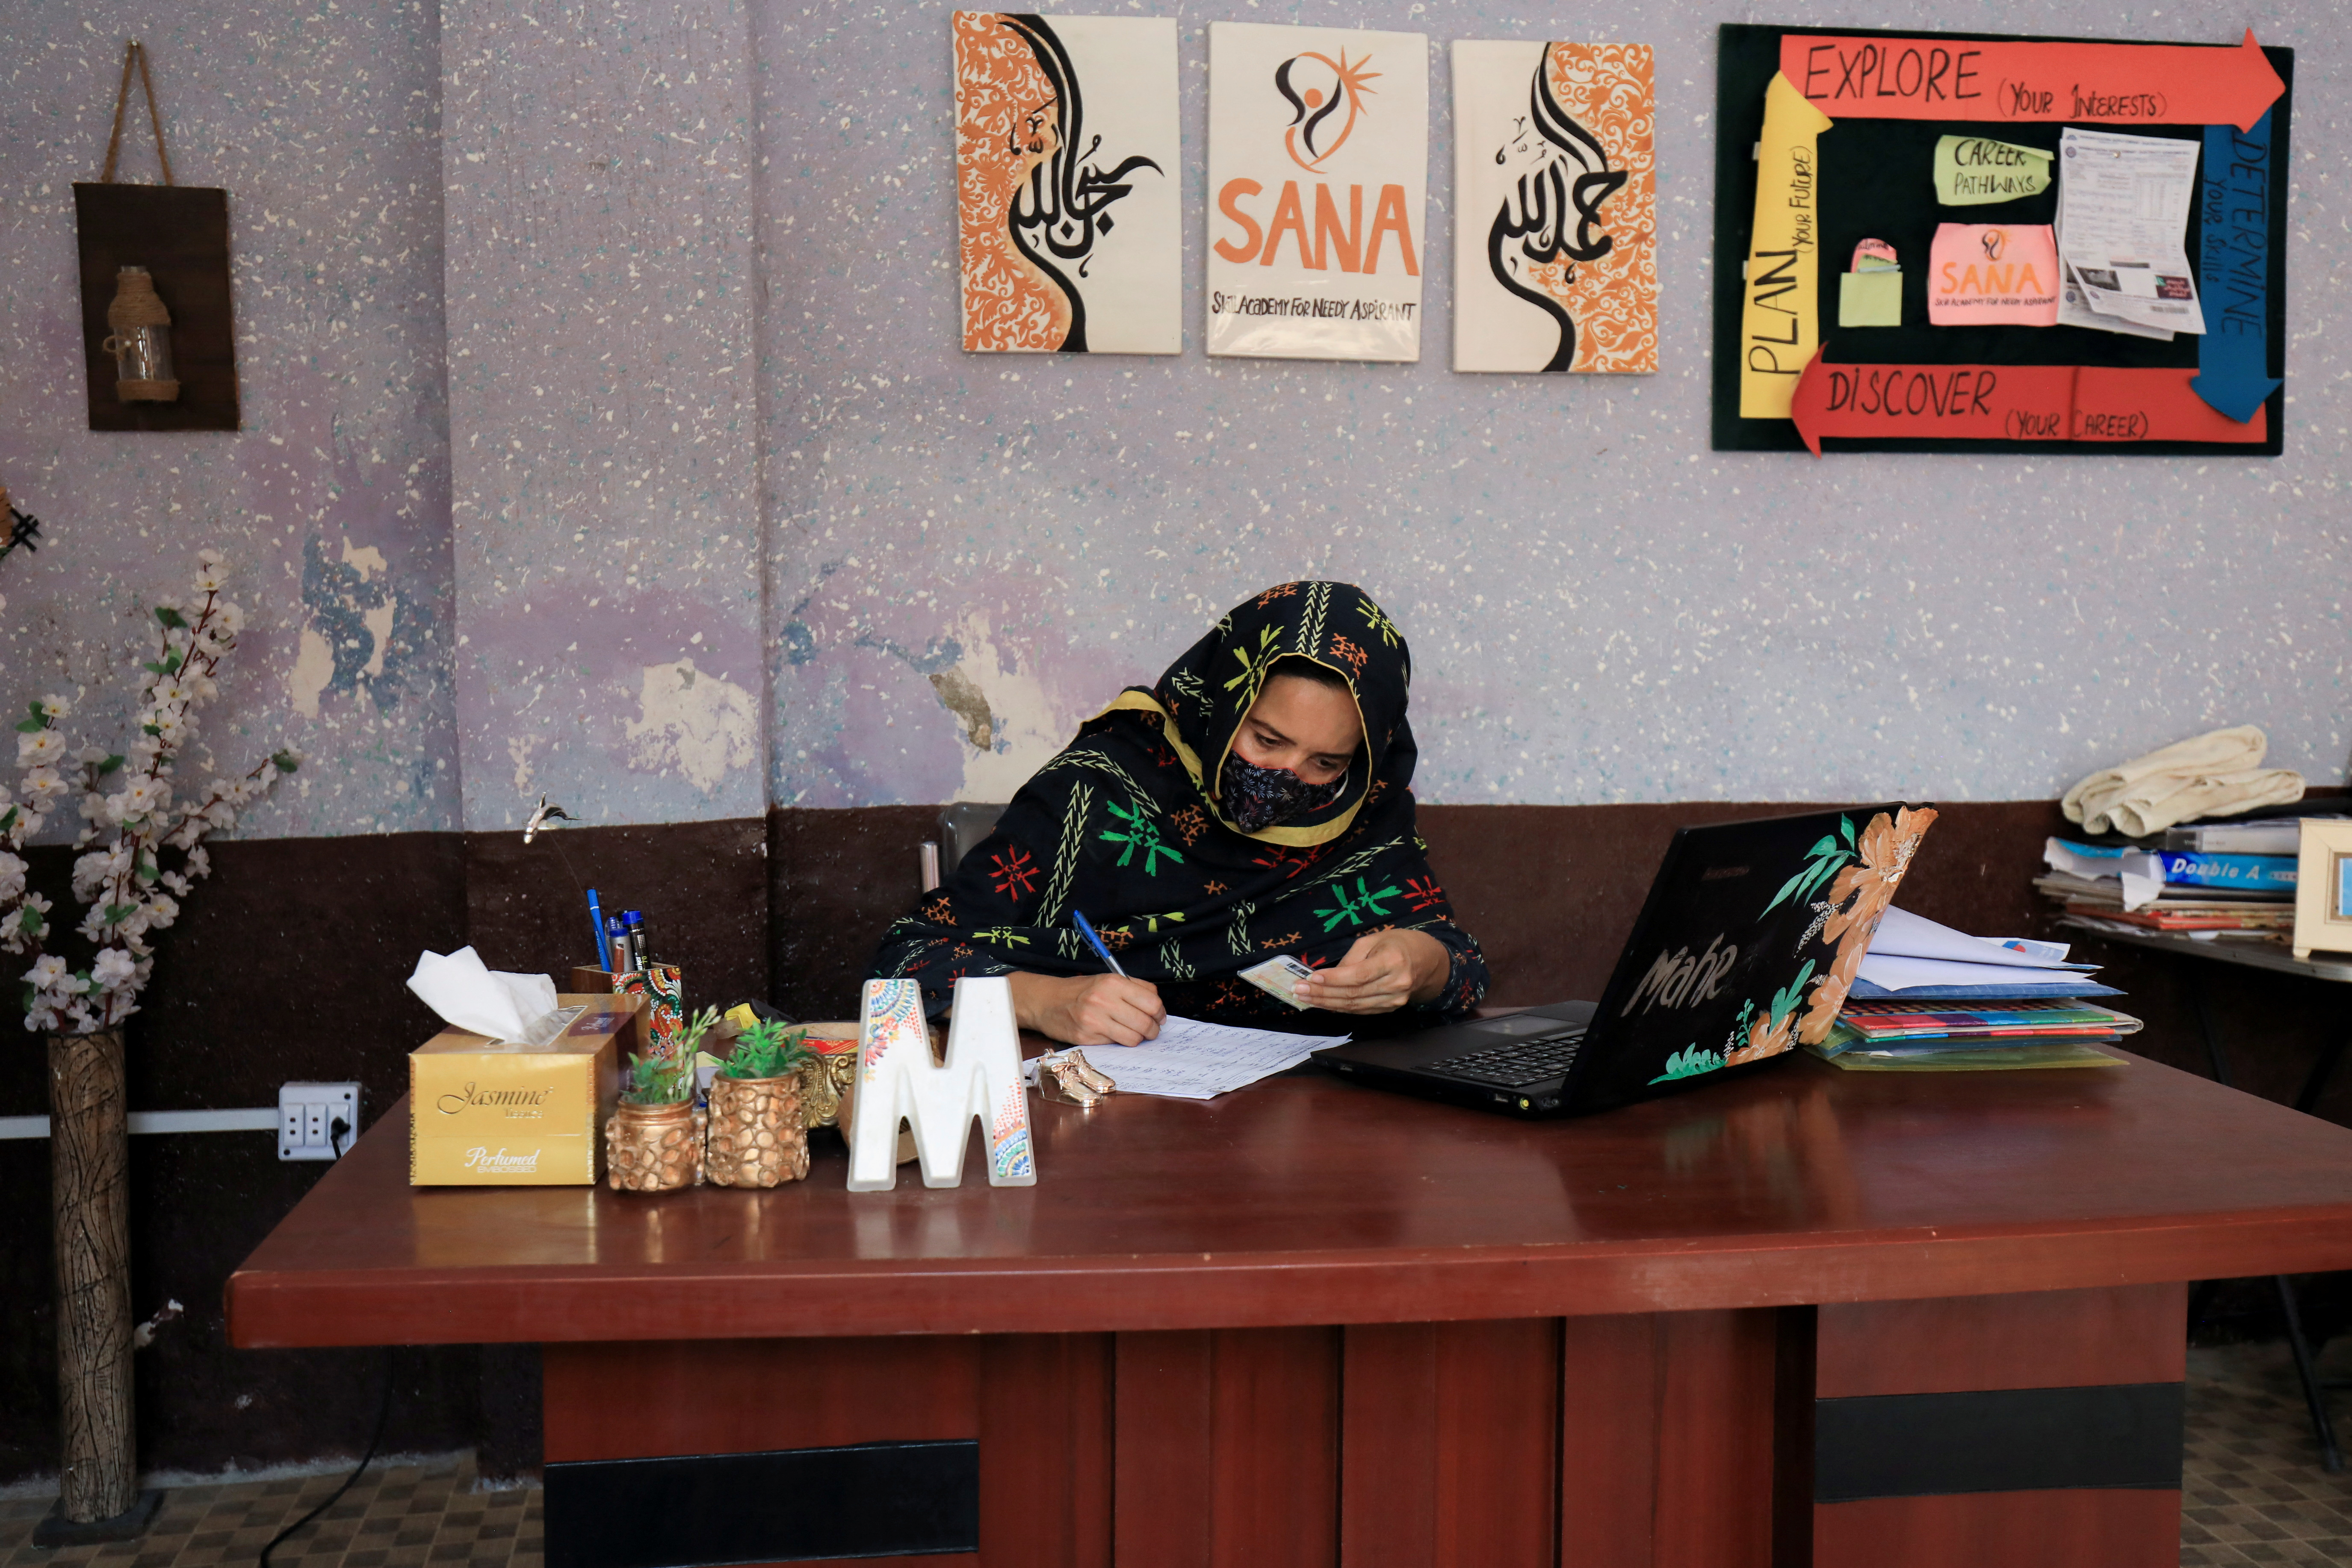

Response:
(1072, 909), (1127, 977)
(586, 889), (606, 967)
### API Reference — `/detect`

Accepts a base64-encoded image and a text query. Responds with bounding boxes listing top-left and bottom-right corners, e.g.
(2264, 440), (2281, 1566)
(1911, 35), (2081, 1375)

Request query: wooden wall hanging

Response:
(74, 41), (240, 432)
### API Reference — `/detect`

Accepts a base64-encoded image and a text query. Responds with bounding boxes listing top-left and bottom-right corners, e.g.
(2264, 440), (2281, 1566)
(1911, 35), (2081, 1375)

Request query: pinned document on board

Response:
(2055, 127), (2206, 336)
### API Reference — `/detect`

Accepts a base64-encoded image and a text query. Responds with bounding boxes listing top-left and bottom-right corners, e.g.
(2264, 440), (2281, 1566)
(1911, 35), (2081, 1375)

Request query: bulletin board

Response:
(1709, 23), (2291, 457)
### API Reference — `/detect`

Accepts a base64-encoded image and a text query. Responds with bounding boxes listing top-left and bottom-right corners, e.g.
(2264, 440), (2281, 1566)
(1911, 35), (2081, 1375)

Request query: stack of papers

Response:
(1041, 1015), (1338, 1101)
(1821, 910), (2131, 1071)
(2039, 836), (2297, 939)
(1851, 906), (2119, 1000)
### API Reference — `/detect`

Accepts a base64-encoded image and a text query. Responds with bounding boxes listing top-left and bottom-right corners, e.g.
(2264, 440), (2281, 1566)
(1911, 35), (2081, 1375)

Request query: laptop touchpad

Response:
(1473, 1016), (1559, 1036)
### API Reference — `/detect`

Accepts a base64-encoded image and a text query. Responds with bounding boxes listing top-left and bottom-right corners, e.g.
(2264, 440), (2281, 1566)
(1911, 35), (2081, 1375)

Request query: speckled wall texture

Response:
(442, 0), (765, 830)
(760, 0), (2348, 811)
(0, 0), (456, 838)
(4, 2), (2345, 839)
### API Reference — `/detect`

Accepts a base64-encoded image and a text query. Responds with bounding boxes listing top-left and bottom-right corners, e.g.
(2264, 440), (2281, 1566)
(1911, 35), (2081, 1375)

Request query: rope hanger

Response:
(100, 39), (174, 186)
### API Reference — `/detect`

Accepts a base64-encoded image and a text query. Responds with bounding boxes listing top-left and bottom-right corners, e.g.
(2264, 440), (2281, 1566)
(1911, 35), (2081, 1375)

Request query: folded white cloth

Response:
(2062, 725), (2304, 837)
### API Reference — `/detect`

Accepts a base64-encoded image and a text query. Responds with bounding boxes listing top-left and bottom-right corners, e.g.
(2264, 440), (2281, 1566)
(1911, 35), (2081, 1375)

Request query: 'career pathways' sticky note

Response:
(1935, 136), (2054, 206)
(1928, 223), (2059, 327)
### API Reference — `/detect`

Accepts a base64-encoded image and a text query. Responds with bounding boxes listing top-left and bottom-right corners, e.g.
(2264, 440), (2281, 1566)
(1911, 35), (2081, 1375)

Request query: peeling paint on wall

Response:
(625, 659), (759, 796)
(0, 0), (458, 840)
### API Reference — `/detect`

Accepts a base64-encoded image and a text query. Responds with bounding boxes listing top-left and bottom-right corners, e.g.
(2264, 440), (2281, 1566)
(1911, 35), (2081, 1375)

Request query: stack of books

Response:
(2039, 824), (2302, 941)
(1810, 907), (2133, 1071)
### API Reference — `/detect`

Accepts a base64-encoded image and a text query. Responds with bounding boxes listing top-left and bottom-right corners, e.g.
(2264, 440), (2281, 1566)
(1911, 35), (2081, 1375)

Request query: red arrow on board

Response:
(1779, 30), (2284, 133)
(1790, 353), (2075, 456)
(1791, 352), (2268, 455)
(2073, 366), (2269, 446)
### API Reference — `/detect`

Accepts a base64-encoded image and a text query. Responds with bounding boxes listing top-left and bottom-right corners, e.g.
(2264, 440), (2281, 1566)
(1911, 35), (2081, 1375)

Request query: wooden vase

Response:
(47, 1028), (137, 1523)
(604, 1100), (704, 1192)
(705, 1075), (810, 1188)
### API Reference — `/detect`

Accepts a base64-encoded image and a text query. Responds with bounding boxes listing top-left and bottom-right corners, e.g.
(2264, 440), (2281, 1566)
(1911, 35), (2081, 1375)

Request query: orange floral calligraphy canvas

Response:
(1451, 40), (1657, 374)
(954, 12), (1180, 355)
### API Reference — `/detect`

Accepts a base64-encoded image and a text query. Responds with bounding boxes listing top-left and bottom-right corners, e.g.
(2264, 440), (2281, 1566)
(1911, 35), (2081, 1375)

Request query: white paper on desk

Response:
(1855, 952), (2099, 993)
(1868, 907), (2095, 971)
(405, 946), (562, 1045)
(1062, 1014), (1340, 1100)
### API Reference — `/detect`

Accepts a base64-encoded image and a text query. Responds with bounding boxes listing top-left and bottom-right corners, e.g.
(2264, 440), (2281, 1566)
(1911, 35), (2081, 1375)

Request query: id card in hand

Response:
(1238, 955), (1315, 1011)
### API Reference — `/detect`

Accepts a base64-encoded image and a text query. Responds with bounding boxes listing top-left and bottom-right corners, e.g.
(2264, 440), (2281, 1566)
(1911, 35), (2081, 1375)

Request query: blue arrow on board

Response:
(2192, 110), (2282, 424)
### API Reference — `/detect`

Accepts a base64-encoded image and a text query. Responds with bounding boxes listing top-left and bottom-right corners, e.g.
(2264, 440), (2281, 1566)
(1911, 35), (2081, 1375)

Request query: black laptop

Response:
(1315, 805), (1935, 1117)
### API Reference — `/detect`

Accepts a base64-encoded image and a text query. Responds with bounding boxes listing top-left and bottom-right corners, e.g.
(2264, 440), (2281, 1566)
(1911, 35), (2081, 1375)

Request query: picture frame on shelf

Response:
(2292, 819), (2352, 962)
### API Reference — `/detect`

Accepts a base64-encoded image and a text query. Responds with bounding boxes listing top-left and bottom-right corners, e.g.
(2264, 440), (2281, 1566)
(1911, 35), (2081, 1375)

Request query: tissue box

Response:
(409, 993), (640, 1185)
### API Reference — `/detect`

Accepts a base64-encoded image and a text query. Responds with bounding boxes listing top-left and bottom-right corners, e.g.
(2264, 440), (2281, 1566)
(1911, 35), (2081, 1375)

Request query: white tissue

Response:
(406, 947), (561, 1043)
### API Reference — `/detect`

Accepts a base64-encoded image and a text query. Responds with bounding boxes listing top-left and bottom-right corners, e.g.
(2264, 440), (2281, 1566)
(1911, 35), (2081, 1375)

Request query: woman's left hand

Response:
(1292, 929), (1451, 1015)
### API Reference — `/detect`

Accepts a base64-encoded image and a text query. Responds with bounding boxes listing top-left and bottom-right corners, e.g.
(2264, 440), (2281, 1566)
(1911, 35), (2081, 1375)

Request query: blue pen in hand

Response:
(1072, 909), (1127, 977)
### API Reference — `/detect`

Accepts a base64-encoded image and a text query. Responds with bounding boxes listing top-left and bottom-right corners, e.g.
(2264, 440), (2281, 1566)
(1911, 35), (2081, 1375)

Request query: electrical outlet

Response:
(278, 1082), (359, 1161)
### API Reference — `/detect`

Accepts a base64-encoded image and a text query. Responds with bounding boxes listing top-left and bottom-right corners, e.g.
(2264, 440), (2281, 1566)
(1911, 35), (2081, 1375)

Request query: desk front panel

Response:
(535, 1288), (2183, 1568)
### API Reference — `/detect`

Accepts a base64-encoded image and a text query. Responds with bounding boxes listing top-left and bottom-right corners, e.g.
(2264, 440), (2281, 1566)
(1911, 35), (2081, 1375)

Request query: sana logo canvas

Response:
(1206, 21), (1429, 363)
(954, 12), (1181, 355)
(1451, 41), (1658, 375)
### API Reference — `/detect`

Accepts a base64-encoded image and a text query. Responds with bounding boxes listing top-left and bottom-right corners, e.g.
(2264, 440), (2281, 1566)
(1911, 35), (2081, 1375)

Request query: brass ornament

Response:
(795, 1045), (858, 1130)
(1035, 1048), (1116, 1107)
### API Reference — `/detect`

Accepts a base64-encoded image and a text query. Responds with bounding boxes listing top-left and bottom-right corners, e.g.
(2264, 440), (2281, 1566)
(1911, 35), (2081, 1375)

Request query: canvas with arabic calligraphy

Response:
(1204, 21), (1430, 363)
(1452, 40), (1658, 375)
(953, 12), (1180, 356)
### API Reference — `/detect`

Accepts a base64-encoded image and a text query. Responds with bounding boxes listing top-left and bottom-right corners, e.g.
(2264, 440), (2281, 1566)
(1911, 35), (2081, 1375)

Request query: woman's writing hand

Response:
(1292, 929), (1450, 1015)
(1008, 972), (1167, 1047)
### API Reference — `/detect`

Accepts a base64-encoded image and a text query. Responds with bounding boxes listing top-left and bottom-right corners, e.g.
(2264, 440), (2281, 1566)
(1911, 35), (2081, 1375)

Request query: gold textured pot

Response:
(705, 1074), (810, 1188)
(605, 1099), (703, 1192)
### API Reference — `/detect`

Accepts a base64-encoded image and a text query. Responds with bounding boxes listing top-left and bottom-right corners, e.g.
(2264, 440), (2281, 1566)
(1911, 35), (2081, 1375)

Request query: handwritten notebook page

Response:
(1040, 1015), (1345, 1101)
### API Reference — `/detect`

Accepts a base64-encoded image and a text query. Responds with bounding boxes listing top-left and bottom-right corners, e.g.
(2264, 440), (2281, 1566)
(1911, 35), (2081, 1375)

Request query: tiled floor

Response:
(2186, 1342), (2352, 1565)
(0, 1341), (2346, 1566)
(0, 1454), (537, 1568)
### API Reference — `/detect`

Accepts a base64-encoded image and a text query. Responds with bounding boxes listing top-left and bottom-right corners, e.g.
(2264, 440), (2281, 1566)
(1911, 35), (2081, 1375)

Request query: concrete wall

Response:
(0, 0), (457, 837)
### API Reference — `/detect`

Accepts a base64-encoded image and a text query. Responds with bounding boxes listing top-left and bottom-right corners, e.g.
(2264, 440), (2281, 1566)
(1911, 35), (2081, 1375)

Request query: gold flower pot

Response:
(605, 1100), (704, 1192)
(705, 1074), (810, 1188)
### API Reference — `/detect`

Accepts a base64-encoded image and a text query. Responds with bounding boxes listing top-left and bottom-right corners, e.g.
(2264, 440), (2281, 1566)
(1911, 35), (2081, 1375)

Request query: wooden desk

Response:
(2063, 918), (2352, 1470)
(230, 1048), (2352, 1568)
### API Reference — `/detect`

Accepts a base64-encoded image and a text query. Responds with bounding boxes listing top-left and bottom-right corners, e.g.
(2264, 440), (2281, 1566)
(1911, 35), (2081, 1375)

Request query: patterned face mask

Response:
(1221, 753), (1348, 833)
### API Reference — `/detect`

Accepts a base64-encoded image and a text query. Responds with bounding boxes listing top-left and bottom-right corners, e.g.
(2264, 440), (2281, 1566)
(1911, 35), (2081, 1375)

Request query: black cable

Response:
(329, 1114), (353, 1159)
(259, 1346), (393, 1568)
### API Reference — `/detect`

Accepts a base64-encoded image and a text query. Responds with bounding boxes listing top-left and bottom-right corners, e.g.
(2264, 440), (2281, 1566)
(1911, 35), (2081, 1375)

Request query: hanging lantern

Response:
(101, 266), (178, 403)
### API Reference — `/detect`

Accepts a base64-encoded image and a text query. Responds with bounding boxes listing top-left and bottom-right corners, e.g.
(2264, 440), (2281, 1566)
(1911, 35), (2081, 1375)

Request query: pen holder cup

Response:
(605, 1099), (704, 1192)
(606, 963), (685, 1061)
(703, 1073), (811, 1187)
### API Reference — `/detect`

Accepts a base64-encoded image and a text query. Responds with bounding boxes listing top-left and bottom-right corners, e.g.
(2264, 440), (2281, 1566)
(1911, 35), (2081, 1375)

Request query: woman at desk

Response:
(871, 582), (1489, 1045)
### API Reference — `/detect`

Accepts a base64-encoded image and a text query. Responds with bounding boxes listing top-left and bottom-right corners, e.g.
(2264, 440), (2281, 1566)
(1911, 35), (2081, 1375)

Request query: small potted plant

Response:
(706, 1019), (813, 1188)
(604, 1007), (712, 1192)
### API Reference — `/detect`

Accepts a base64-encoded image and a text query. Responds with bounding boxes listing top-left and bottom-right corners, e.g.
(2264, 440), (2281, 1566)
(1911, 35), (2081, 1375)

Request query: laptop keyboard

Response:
(1424, 1026), (1588, 1088)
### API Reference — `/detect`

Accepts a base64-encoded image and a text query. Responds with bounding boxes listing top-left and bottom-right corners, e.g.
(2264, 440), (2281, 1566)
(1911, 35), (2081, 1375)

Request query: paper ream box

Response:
(409, 993), (638, 1185)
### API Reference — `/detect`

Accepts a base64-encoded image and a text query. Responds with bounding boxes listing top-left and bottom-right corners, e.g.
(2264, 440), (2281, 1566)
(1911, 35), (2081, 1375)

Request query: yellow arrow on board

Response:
(1739, 73), (1835, 421)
